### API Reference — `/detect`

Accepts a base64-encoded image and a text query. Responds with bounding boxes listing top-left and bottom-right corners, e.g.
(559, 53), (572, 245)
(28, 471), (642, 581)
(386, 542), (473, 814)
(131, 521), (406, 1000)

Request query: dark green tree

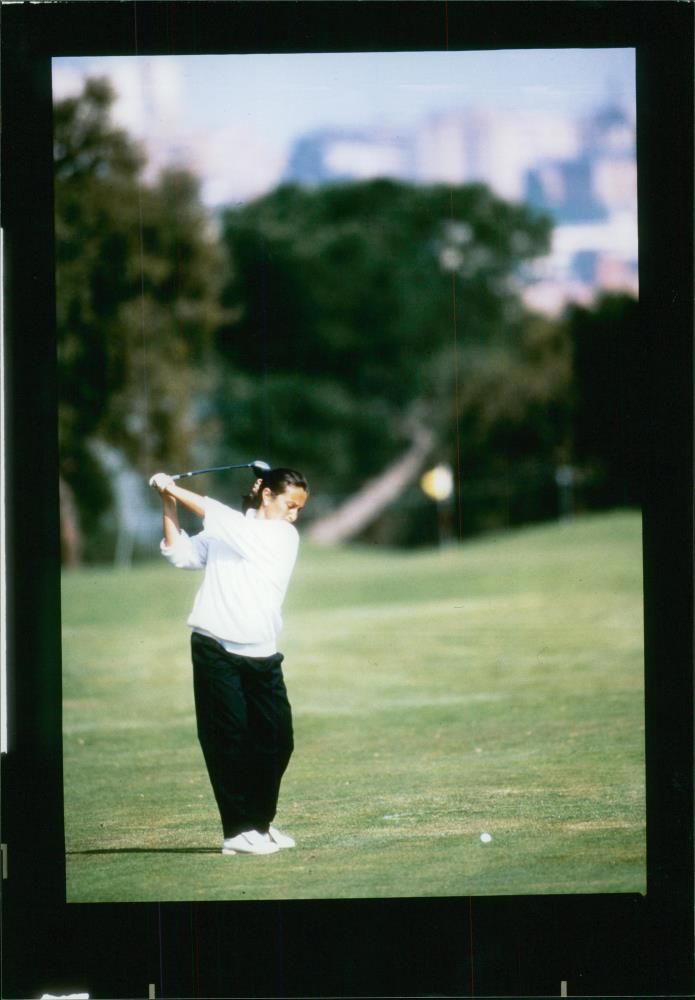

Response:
(216, 179), (559, 541)
(567, 292), (643, 508)
(54, 78), (225, 561)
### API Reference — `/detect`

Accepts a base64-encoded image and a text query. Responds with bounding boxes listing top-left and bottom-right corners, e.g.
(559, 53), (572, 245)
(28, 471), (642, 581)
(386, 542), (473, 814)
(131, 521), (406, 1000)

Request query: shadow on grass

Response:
(67, 847), (216, 855)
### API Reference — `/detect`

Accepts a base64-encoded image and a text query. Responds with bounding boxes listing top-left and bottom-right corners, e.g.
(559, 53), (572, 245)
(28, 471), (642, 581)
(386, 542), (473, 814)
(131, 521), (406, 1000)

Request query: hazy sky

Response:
(52, 48), (635, 206)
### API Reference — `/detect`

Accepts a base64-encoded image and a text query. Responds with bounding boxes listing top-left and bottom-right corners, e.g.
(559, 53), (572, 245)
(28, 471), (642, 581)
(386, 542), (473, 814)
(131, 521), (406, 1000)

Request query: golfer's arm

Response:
(164, 482), (206, 518)
(162, 496), (181, 547)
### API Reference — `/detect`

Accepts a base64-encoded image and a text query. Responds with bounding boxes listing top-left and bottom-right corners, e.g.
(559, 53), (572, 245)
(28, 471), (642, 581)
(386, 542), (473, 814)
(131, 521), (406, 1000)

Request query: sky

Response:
(52, 48), (635, 207)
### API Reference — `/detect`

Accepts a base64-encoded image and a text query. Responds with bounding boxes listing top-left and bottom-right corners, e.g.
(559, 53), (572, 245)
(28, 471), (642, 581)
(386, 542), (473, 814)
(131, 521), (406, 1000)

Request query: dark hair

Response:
(242, 467), (309, 512)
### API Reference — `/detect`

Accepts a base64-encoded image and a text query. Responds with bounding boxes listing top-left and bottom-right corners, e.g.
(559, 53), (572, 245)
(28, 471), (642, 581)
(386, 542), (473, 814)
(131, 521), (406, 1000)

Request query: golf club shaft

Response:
(171, 461), (269, 481)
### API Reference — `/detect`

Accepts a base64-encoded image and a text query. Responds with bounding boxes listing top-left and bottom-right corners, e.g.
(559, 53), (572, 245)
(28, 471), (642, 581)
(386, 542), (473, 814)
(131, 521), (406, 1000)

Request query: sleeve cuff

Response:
(161, 528), (190, 552)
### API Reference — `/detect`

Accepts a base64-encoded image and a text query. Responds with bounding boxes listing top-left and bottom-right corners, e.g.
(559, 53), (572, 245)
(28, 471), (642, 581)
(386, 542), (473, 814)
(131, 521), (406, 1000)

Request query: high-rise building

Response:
(282, 101), (638, 314)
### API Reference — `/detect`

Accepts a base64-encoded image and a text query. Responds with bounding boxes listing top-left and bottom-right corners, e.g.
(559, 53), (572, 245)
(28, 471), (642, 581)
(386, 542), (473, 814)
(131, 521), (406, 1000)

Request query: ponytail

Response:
(242, 467), (309, 512)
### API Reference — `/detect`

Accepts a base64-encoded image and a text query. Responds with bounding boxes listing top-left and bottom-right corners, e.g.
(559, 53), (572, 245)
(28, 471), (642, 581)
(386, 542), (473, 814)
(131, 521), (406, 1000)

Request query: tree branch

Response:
(307, 422), (435, 545)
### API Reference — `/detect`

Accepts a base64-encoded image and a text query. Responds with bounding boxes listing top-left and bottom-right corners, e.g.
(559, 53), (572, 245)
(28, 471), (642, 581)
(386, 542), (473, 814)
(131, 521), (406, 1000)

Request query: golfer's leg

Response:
(190, 633), (252, 838)
(243, 655), (294, 833)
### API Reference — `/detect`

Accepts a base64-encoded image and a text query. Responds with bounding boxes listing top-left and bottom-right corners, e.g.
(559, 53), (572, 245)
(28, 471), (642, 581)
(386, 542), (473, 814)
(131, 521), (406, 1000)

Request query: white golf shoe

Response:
(222, 830), (280, 855)
(266, 826), (296, 849)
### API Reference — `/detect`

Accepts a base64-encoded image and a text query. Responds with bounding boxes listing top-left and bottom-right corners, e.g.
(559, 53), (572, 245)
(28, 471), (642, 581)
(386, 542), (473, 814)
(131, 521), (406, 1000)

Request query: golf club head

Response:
(250, 460), (271, 473)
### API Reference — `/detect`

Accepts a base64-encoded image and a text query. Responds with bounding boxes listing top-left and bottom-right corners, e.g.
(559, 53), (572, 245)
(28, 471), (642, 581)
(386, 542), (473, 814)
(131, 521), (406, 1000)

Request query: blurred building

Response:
(284, 127), (414, 185)
(522, 102), (638, 312)
(413, 107), (580, 202)
(283, 101), (638, 315)
(521, 211), (638, 314)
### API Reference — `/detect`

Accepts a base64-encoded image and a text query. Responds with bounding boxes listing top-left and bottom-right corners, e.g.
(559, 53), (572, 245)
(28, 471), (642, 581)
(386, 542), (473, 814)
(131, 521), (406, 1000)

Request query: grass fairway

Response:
(62, 511), (646, 902)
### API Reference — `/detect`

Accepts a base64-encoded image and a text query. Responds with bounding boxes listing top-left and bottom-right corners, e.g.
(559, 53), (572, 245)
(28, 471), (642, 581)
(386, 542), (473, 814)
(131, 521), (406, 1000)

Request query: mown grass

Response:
(61, 510), (646, 902)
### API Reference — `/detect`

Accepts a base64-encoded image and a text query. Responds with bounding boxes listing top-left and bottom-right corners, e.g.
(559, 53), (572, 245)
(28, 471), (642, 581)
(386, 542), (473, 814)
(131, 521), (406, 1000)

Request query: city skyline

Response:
(52, 48), (635, 208)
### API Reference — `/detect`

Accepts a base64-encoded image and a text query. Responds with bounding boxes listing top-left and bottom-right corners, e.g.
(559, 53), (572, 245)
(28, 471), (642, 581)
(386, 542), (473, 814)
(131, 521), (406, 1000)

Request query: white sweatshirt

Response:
(160, 497), (300, 658)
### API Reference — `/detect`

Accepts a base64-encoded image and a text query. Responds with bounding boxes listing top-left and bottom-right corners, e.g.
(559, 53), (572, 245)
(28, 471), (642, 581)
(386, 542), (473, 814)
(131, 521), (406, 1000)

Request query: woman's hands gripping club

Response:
(149, 473), (206, 518)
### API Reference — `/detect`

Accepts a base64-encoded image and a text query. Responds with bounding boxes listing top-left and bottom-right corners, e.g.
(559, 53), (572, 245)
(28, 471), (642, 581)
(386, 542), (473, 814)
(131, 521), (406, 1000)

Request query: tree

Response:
(216, 179), (556, 541)
(566, 293), (643, 507)
(54, 78), (225, 561)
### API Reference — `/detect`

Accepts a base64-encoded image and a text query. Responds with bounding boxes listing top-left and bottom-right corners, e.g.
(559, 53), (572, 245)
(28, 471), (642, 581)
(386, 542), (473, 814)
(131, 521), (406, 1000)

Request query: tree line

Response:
(55, 78), (643, 563)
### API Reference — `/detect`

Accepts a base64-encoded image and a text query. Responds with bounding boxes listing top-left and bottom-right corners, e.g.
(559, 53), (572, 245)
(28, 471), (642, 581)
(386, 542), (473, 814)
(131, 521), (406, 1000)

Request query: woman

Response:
(149, 466), (309, 856)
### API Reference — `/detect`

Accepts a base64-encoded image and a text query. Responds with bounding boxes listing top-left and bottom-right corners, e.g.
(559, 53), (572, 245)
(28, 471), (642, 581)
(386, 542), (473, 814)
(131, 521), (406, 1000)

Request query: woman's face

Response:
(260, 485), (308, 524)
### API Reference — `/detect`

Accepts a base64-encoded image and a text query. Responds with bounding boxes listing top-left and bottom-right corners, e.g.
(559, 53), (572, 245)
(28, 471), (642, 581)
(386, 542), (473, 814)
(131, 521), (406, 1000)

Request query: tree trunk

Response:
(59, 476), (83, 567)
(307, 424), (436, 545)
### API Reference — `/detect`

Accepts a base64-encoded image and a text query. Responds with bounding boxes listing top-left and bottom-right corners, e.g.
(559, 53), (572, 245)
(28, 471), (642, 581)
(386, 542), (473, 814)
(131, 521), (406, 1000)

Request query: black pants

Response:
(190, 631), (294, 838)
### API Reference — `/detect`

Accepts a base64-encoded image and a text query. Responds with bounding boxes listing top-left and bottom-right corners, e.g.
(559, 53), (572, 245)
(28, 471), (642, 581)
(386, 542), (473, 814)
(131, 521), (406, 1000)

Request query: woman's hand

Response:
(149, 472), (176, 497)
(149, 473), (206, 519)
(149, 473), (182, 545)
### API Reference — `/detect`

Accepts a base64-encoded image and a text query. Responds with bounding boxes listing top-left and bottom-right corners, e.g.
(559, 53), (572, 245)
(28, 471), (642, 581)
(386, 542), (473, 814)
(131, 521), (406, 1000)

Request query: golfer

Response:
(149, 466), (309, 856)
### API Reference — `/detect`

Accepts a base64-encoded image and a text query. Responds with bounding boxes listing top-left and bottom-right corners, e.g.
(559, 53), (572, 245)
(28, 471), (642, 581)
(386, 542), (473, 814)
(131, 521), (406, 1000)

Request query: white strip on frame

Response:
(1, 226), (7, 755)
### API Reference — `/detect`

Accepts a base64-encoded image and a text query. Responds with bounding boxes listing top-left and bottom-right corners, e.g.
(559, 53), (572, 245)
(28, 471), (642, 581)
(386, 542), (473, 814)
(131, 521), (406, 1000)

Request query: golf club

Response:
(168, 460), (271, 482)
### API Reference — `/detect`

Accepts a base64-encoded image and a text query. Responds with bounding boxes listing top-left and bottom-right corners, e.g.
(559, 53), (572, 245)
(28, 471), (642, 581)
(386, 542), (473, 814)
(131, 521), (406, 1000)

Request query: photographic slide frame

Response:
(2, 2), (693, 997)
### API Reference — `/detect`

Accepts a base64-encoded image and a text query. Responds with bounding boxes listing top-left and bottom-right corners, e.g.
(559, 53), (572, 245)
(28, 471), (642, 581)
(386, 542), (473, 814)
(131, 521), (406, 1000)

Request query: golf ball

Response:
(480, 832), (492, 843)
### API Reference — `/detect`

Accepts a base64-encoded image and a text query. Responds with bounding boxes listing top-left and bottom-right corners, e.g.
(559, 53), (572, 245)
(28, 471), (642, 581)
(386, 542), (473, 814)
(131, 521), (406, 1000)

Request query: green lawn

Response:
(61, 510), (646, 902)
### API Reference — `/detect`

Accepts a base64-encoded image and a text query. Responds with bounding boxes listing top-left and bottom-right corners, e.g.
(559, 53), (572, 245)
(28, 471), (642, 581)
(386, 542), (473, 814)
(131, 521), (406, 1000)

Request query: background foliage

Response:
(54, 79), (642, 561)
